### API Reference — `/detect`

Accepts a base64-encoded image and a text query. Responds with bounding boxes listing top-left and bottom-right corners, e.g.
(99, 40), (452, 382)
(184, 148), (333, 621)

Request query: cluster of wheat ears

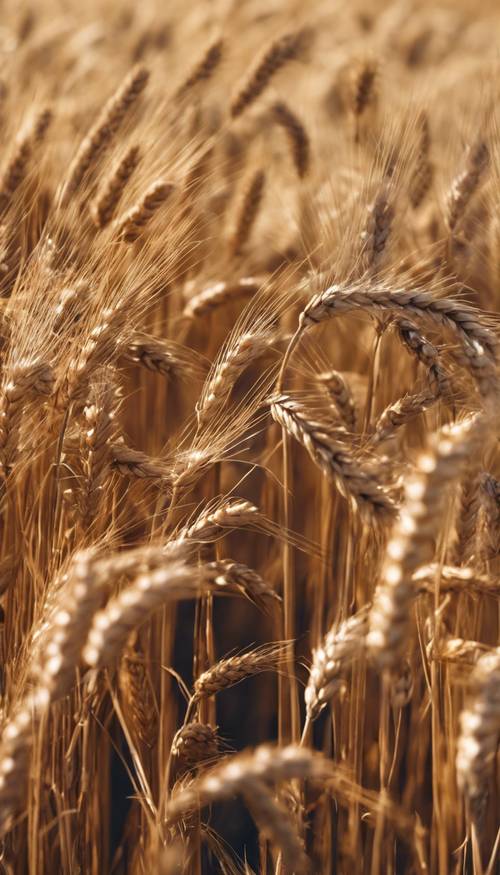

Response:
(0, 0), (500, 872)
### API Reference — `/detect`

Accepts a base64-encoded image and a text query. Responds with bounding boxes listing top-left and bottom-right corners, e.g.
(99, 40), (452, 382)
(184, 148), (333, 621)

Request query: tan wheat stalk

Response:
(0, 107), (52, 214)
(196, 327), (275, 427)
(413, 564), (500, 596)
(396, 318), (451, 398)
(79, 370), (118, 527)
(110, 440), (171, 482)
(288, 281), (498, 396)
(123, 333), (205, 380)
(361, 180), (395, 271)
(451, 468), (482, 564)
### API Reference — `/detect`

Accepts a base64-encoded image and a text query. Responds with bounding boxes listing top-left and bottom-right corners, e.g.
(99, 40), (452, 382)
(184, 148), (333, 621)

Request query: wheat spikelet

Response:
(352, 59), (377, 119)
(116, 180), (174, 243)
(452, 468), (482, 564)
(0, 360), (55, 478)
(396, 318), (450, 397)
(244, 777), (311, 874)
(83, 559), (200, 669)
(229, 169), (266, 257)
(456, 647), (500, 824)
(110, 440), (171, 482)
(0, 107), (51, 214)
(166, 744), (329, 822)
(175, 38), (224, 98)
(478, 472), (500, 561)
(361, 179), (395, 271)
(79, 369), (118, 526)
(367, 417), (483, 671)
(192, 643), (287, 702)
(91, 144), (141, 228)
(409, 111), (433, 209)
(61, 65), (149, 203)
(123, 333), (205, 380)
(447, 139), (489, 231)
(119, 633), (158, 749)
(196, 327), (275, 426)
(305, 607), (369, 721)
(205, 559), (280, 607)
(317, 370), (357, 431)
(436, 637), (489, 664)
(230, 29), (311, 118)
(413, 564), (500, 596)
(182, 276), (263, 319)
(270, 393), (396, 519)
(371, 390), (438, 444)
(271, 100), (310, 178)
(171, 723), (218, 767)
(299, 282), (498, 396)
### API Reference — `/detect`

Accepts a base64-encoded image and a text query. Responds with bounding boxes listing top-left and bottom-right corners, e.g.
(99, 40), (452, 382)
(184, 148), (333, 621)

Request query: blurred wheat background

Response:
(0, 0), (499, 872)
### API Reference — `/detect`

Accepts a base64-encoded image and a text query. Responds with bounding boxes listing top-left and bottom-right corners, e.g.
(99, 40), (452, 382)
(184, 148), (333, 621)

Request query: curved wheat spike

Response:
(305, 606), (369, 722)
(456, 647), (500, 826)
(166, 744), (329, 822)
(270, 393), (396, 520)
(367, 415), (484, 672)
(279, 281), (498, 397)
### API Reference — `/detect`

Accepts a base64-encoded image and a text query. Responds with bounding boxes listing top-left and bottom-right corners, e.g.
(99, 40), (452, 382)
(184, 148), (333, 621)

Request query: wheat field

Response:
(0, 0), (499, 872)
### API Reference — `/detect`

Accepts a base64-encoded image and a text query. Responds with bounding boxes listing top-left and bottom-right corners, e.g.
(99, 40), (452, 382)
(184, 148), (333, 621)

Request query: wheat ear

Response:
(166, 744), (329, 822)
(61, 65), (149, 203)
(270, 394), (396, 520)
(298, 282), (498, 396)
(456, 647), (500, 825)
(305, 606), (369, 721)
(317, 370), (357, 431)
(115, 179), (174, 243)
(367, 416), (482, 672)
(230, 29), (311, 118)
(272, 100), (310, 178)
(91, 144), (141, 228)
